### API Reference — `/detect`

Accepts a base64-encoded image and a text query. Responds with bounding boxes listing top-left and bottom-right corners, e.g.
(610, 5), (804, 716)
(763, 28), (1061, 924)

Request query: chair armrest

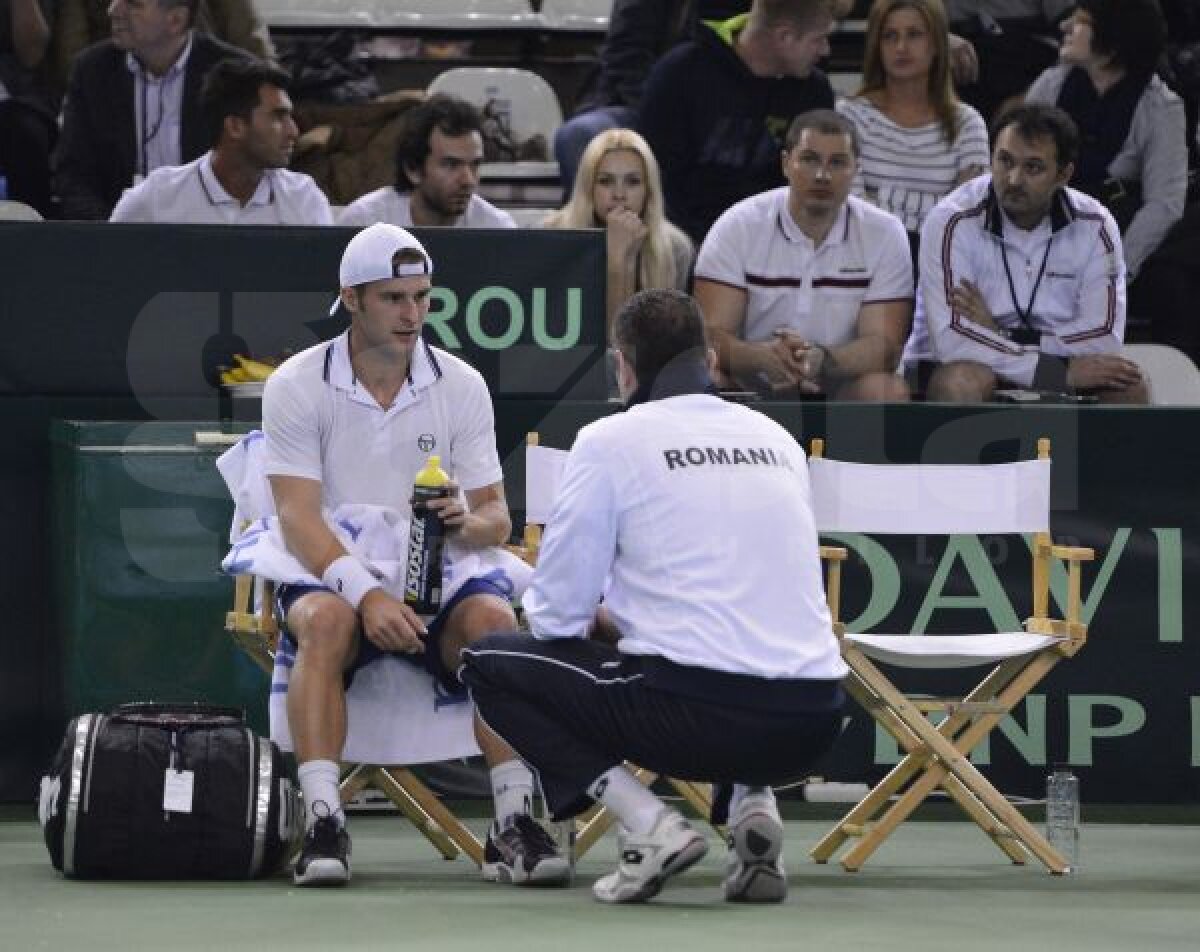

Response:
(1050, 544), (1094, 562)
(820, 545), (848, 561)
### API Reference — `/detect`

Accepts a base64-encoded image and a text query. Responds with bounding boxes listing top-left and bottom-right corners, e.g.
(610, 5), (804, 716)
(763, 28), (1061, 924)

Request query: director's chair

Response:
(514, 433), (715, 857)
(807, 438), (1091, 874)
(206, 430), (486, 866)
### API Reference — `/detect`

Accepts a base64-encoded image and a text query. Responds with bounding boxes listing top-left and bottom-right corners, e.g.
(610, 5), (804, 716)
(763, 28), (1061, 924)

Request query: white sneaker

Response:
(592, 809), (708, 904)
(723, 792), (786, 903)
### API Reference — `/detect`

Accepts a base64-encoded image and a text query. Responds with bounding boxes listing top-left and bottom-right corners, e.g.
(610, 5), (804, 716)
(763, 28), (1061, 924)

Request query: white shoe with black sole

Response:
(592, 808), (708, 904)
(723, 793), (786, 903)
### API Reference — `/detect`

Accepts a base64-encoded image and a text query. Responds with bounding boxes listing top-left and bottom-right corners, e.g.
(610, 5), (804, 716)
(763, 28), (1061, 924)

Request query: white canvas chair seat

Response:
(845, 632), (1063, 669)
(207, 430), (533, 866)
(516, 434), (714, 858)
(808, 438), (1091, 875)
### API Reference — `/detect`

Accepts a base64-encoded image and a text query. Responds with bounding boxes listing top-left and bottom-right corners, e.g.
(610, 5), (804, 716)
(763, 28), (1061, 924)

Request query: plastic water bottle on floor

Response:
(1045, 766), (1080, 873)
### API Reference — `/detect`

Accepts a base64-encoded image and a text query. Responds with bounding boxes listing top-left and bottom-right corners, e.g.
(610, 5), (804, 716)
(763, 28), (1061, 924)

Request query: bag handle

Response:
(109, 702), (246, 729)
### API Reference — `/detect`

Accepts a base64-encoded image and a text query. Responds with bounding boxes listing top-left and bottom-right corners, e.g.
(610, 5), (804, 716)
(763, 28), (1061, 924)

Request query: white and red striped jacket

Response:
(918, 175), (1125, 389)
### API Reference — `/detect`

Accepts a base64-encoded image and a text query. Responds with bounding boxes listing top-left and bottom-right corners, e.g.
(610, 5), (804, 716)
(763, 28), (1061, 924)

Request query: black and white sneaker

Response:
(592, 808), (708, 904)
(723, 792), (786, 903)
(293, 816), (352, 887)
(481, 814), (572, 886)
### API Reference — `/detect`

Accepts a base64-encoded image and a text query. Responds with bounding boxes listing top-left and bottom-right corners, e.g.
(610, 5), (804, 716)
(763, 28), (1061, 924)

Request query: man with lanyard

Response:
(110, 57), (332, 224)
(262, 224), (569, 887)
(461, 288), (846, 904)
(54, 0), (247, 219)
(920, 102), (1146, 402)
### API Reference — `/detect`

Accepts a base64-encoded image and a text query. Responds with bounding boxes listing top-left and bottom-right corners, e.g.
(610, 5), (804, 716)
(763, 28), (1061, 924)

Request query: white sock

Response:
(297, 759), (345, 830)
(730, 784), (775, 819)
(588, 767), (663, 835)
(490, 761), (535, 829)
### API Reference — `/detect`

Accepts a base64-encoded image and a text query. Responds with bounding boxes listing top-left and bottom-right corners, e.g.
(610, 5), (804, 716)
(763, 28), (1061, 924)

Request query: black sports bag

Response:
(39, 702), (300, 879)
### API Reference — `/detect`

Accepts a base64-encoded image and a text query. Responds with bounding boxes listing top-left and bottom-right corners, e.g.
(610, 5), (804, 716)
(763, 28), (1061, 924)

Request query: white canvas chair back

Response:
(525, 442), (568, 526)
(809, 457), (1051, 536)
(215, 431), (479, 766)
(1123, 343), (1200, 405)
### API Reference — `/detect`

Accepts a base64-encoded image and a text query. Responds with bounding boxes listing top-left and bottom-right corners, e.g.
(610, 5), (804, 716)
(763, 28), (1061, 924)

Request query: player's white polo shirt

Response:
(695, 188), (913, 347)
(109, 152), (334, 225)
(262, 331), (502, 512)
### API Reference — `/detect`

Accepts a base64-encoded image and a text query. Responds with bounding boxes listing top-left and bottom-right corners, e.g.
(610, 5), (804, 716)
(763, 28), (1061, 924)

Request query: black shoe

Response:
(293, 816), (351, 886)
(481, 814), (571, 886)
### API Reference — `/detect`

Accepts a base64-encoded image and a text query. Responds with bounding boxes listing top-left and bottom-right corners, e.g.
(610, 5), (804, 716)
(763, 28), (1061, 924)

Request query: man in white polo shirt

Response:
(462, 289), (846, 905)
(337, 93), (515, 229)
(920, 103), (1146, 402)
(263, 224), (567, 887)
(694, 109), (913, 400)
(110, 58), (332, 224)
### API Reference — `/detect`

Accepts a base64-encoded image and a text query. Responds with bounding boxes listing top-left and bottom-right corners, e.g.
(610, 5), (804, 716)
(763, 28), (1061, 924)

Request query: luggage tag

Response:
(163, 769), (194, 814)
(163, 729), (194, 814)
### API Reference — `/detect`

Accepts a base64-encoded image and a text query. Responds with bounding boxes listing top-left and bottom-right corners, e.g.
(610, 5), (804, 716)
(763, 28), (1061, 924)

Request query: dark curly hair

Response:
(200, 57), (292, 150)
(393, 94), (484, 192)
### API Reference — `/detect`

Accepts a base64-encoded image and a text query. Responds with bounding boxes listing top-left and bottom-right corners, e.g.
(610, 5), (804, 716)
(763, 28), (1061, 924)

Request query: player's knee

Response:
(289, 594), (358, 668)
(455, 595), (518, 643)
(926, 361), (995, 402)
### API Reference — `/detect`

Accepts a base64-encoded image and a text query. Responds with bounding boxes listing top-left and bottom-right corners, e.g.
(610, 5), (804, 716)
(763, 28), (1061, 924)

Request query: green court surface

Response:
(2, 811), (1198, 952)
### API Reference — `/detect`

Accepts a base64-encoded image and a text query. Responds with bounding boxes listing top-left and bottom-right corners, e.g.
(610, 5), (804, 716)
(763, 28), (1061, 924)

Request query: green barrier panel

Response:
(50, 421), (266, 733)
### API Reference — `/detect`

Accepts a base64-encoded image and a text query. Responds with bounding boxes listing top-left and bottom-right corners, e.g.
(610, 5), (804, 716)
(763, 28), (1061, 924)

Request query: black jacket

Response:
(54, 32), (249, 220)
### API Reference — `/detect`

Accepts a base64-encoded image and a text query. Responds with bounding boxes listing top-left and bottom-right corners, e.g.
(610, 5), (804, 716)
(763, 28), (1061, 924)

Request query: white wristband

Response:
(322, 555), (380, 610)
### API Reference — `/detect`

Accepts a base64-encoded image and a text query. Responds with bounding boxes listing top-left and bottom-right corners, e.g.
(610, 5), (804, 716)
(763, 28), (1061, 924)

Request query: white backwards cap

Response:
(330, 223), (433, 315)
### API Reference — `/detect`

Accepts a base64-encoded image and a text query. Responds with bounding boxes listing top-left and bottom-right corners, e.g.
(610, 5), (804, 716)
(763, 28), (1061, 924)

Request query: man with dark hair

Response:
(636, 0), (838, 245)
(338, 93), (515, 228)
(461, 288), (846, 905)
(919, 102), (1146, 402)
(695, 108), (913, 399)
(110, 57), (331, 223)
(55, 0), (250, 219)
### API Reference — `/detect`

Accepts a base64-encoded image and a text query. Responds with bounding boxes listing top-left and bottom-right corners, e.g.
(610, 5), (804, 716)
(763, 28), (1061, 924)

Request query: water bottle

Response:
(403, 455), (450, 614)
(1045, 766), (1080, 873)
(0, 175), (8, 201)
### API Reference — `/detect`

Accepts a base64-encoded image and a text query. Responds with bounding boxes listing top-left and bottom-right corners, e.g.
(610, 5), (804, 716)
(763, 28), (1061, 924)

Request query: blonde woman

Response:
(837, 0), (989, 240)
(545, 129), (693, 339)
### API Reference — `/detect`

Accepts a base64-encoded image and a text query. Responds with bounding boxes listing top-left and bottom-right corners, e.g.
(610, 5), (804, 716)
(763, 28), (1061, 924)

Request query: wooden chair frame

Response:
(209, 430), (485, 866)
(807, 438), (1091, 875)
(514, 433), (718, 856)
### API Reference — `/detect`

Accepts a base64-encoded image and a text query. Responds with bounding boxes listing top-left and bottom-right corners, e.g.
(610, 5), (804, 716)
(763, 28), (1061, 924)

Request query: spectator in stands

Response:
(947, 0), (1073, 123)
(54, 0), (250, 220)
(0, 0), (57, 216)
(337, 93), (515, 229)
(543, 128), (693, 339)
(1024, 0), (1185, 286)
(837, 0), (989, 245)
(920, 103), (1146, 403)
(51, 0), (273, 98)
(637, 0), (838, 246)
(110, 58), (331, 223)
(553, 1), (749, 201)
(694, 110), (913, 399)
